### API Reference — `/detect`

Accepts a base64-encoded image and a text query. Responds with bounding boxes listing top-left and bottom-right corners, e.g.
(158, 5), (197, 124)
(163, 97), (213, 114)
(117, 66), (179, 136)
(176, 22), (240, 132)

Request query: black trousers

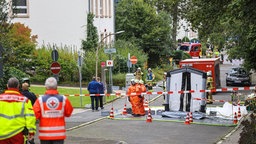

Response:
(98, 96), (104, 108)
(90, 96), (99, 110)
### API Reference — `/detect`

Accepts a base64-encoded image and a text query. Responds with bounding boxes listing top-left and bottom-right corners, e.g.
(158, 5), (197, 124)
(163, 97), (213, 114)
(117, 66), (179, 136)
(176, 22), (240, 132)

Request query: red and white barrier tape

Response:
(36, 86), (255, 97)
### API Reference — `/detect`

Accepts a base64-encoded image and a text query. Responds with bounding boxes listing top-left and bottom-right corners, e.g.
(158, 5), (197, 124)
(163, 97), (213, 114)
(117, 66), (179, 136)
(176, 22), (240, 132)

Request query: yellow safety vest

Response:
(207, 77), (213, 89)
(0, 90), (36, 140)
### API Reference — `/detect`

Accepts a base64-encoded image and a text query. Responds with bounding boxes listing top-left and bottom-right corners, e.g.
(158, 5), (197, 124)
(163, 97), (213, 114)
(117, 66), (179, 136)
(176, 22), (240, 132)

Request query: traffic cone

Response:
(184, 113), (190, 125)
(146, 108), (152, 123)
(109, 107), (114, 119)
(237, 107), (241, 118)
(189, 112), (193, 123)
(144, 99), (149, 109)
(122, 104), (127, 115)
(233, 112), (238, 124)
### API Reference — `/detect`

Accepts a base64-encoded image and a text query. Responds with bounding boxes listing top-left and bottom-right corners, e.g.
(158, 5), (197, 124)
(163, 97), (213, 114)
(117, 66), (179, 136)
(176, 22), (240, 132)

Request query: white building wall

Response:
(90, 0), (115, 44)
(12, 0), (89, 48)
(176, 19), (198, 40)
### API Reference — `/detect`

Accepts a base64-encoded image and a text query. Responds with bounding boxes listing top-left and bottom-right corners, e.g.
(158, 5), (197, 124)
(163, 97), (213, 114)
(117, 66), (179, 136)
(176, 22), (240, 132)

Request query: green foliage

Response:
(82, 39), (148, 83)
(112, 73), (126, 88)
(30, 85), (117, 108)
(115, 0), (173, 68)
(184, 0), (256, 70)
(0, 67), (29, 93)
(33, 45), (79, 83)
(148, 0), (184, 47)
(0, 0), (12, 33)
(182, 36), (189, 42)
(0, 22), (36, 93)
(82, 13), (99, 51)
(113, 40), (147, 73)
(239, 113), (256, 144)
(1, 23), (37, 71)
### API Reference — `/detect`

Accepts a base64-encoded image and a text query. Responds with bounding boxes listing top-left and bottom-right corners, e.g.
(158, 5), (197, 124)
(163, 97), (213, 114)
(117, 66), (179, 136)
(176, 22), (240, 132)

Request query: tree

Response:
(115, 0), (173, 68)
(184, 0), (256, 71)
(3, 23), (37, 71)
(148, 0), (184, 48)
(81, 12), (98, 52)
(0, 0), (11, 33)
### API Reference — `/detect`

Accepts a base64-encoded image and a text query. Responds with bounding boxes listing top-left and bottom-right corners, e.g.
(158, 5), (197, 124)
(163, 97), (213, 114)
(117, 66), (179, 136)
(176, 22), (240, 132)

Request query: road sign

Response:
(130, 56), (138, 64)
(104, 48), (116, 54)
(106, 60), (113, 67)
(50, 61), (61, 74)
(101, 62), (106, 67)
(51, 49), (59, 61)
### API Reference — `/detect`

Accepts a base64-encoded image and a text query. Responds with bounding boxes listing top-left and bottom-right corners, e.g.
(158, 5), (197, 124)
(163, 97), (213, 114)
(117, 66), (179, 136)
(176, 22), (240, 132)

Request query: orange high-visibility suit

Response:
(127, 83), (145, 116)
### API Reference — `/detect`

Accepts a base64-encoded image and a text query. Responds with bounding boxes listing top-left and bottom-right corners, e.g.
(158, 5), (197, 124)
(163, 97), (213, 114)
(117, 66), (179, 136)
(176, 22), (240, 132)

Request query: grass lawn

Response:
(30, 85), (117, 108)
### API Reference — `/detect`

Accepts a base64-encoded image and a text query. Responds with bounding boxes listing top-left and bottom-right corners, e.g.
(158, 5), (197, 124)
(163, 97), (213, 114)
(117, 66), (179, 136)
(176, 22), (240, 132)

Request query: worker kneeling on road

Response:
(127, 79), (145, 117)
(206, 71), (214, 104)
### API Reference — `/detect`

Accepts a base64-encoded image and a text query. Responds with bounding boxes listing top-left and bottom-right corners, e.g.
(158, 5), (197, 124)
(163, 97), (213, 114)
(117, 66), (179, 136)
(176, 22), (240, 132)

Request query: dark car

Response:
(226, 67), (251, 86)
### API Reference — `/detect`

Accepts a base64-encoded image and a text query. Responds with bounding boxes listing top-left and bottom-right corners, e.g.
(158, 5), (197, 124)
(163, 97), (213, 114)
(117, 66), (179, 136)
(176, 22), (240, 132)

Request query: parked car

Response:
(226, 67), (251, 86)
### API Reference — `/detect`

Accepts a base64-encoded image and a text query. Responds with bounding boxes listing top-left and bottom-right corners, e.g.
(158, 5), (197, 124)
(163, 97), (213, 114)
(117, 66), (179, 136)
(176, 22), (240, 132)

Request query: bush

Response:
(0, 67), (29, 93)
(239, 113), (256, 144)
(112, 73), (126, 88)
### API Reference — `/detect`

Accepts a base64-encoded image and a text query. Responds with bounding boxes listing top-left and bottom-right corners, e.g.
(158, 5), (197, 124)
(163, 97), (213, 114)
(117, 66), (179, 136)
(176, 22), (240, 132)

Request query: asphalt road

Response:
(34, 62), (252, 144)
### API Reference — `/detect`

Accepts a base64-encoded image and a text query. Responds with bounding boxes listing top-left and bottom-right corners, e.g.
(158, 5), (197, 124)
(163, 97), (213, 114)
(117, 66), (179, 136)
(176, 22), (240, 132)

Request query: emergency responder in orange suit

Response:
(206, 71), (214, 104)
(139, 80), (147, 93)
(127, 79), (145, 117)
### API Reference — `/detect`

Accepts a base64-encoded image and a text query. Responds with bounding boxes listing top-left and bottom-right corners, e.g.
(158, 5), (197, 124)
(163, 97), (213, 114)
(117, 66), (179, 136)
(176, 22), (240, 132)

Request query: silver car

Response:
(226, 67), (251, 86)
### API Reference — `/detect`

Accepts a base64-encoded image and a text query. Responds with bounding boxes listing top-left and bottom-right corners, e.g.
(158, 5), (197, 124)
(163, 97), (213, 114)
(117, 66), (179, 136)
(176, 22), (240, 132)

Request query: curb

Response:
(216, 112), (251, 144)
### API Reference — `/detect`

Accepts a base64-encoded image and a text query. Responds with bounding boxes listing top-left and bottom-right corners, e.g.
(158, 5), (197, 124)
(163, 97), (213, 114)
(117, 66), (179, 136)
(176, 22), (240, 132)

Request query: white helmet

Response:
(134, 79), (139, 83)
(164, 72), (167, 75)
(207, 71), (212, 76)
(139, 80), (144, 84)
(131, 79), (136, 85)
(148, 68), (151, 71)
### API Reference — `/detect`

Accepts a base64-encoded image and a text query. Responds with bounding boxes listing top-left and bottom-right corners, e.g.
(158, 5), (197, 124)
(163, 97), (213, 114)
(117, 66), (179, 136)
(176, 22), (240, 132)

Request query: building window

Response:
(12, 0), (29, 17)
(105, 0), (108, 18)
(100, 0), (104, 18)
(96, 0), (99, 17)
(90, 0), (94, 13)
(108, 0), (112, 18)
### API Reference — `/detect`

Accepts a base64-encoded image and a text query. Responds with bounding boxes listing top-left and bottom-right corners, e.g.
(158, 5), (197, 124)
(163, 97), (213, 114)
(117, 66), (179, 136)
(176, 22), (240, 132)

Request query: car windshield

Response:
(229, 68), (247, 75)
(178, 46), (189, 51)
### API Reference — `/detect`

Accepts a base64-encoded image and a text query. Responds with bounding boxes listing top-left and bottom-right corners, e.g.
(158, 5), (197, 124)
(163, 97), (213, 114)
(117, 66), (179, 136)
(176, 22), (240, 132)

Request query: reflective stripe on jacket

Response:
(0, 89), (36, 140)
(33, 93), (73, 140)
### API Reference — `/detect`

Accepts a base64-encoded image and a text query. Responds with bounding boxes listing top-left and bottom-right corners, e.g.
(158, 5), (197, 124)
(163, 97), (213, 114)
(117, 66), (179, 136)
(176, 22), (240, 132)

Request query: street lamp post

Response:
(95, 30), (124, 78)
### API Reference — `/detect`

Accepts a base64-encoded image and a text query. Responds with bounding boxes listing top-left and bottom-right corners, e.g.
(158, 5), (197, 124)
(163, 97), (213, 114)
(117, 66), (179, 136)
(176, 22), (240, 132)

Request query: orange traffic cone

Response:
(189, 112), (193, 123)
(122, 104), (127, 115)
(184, 113), (190, 125)
(237, 107), (241, 118)
(144, 99), (149, 109)
(146, 108), (152, 123)
(233, 112), (238, 124)
(109, 107), (114, 119)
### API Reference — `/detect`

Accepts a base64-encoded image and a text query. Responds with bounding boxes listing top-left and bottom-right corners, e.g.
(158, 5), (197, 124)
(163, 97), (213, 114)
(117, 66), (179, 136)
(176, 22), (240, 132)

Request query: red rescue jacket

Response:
(33, 90), (73, 140)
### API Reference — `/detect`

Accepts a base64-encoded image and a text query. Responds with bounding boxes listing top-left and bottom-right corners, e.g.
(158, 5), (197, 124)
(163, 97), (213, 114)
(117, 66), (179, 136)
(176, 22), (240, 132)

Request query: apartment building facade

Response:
(11, 0), (115, 48)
